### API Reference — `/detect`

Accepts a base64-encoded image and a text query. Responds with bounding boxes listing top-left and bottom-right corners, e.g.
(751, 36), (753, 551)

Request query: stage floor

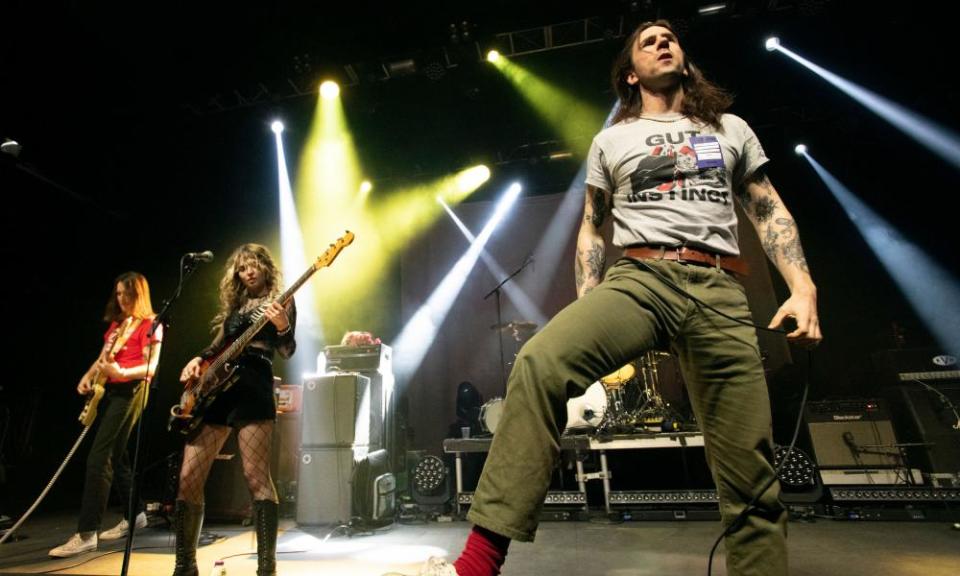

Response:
(1, 510), (958, 575)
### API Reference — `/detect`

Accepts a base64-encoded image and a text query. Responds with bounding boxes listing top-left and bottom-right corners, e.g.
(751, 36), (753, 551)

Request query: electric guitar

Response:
(78, 317), (142, 427)
(168, 231), (355, 436)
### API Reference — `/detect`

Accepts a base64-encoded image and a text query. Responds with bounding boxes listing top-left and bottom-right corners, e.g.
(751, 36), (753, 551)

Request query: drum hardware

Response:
(632, 351), (684, 431)
(596, 363), (638, 434)
(565, 382), (607, 431)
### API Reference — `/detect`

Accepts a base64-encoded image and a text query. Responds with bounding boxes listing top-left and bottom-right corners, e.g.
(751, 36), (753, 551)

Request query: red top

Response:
(103, 317), (163, 383)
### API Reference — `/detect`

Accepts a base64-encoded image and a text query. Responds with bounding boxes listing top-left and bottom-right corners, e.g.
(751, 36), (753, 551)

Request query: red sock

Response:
(453, 526), (511, 576)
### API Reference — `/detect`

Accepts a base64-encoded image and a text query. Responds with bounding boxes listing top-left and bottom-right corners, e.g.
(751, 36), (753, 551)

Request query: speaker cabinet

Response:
(805, 399), (902, 469)
(204, 433), (251, 521)
(203, 414), (301, 521)
(295, 447), (354, 525)
(301, 374), (374, 447)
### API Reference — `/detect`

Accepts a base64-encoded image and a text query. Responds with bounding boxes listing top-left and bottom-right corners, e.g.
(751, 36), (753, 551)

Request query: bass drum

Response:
(479, 398), (504, 434)
(564, 381), (608, 432)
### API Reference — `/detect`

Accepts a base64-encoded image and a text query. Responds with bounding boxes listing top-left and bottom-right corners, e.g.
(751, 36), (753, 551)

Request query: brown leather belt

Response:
(623, 245), (749, 276)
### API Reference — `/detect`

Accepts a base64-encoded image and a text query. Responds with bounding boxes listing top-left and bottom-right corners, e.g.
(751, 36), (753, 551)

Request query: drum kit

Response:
(477, 319), (689, 436)
(567, 351), (688, 435)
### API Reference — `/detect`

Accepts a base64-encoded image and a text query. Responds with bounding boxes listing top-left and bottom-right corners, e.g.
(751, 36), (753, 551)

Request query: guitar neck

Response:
(211, 263), (317, 370)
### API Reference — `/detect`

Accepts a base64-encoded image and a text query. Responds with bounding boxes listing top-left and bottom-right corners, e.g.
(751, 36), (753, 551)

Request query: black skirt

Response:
(201, 356), (277, 427)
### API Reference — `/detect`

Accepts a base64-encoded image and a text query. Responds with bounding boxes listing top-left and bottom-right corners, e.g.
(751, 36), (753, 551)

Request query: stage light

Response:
(770, 39), (960, 171)
(273, 116), (321, 376)
(359, 180), (373, 195)
(455, 164), (491, 195)
(320, 80), (340, 100)
(794, 144), (807, 155)
(413, 455), (447, 496)
(774, 445), (817, 488)
(486, 50), (501, 63)
(490, 56), (605, 156)
(698, 3), (727, 15)
(800, 151), (960, 351)
(438, 197), (548, 327)
(765, 37), (780, 51)
(393, 183), (522, 379)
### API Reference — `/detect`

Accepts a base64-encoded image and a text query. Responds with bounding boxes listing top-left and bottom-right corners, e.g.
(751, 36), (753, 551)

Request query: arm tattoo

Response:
(753, 196), (778, 223)
(762, 217), (809, 273)
(590, 188), (609, 227)
(739, 168), (776, 220)
(576, 241), (606, 296)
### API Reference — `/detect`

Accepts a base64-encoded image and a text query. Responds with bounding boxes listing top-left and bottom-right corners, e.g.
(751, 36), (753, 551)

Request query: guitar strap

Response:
(108, 317), (142, 360)
(103, 317), (144, 379)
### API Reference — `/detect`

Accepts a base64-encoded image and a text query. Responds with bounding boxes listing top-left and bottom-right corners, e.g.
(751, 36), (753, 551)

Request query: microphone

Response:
(185, 250), (214, 263)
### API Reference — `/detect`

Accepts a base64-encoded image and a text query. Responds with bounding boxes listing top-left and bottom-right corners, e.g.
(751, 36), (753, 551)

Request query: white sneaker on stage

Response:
(49, 532), (97, 557)
(99, 512), (147, 541)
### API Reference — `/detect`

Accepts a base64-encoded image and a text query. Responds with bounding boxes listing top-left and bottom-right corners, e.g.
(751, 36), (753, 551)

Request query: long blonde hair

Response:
(211, 243), (283, 330)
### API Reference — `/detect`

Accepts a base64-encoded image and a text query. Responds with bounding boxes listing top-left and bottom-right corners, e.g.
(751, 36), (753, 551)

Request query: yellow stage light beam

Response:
(295, 89), (391, 341)
(371, 164), (490, 254)
(490, 55), (605, 156)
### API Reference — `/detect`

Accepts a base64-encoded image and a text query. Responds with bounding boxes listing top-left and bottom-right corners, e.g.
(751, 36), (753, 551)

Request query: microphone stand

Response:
(483, 256), (533, 398)
(121, 256), (205, 576)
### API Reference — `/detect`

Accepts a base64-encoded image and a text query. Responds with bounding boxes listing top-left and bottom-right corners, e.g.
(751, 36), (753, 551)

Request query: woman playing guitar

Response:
(49, 272), (163, 557)
(173, 244), (295, 576)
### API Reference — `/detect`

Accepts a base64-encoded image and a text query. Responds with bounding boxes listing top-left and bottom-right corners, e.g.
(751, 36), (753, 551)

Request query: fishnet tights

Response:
(177, 422), (277, 504)
(237, 421), (277, 502)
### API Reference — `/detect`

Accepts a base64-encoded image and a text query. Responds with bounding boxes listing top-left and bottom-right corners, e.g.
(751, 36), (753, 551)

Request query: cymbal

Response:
(490, 320), (538, 333)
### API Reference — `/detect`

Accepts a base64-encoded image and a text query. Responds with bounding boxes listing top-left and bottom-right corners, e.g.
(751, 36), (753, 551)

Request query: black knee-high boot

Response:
(172, 500), (203, 576)
(253, 500), (278, 576)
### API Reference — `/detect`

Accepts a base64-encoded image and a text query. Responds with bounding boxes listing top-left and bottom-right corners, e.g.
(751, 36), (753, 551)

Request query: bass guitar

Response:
(169, 231), (354, 435)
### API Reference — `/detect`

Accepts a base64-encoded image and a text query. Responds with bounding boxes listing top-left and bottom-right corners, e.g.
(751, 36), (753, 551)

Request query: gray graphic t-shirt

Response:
(585, 113), (768, 256)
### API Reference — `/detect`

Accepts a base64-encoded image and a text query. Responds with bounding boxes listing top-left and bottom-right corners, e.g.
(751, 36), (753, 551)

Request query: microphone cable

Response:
(623, 257), (814, 576)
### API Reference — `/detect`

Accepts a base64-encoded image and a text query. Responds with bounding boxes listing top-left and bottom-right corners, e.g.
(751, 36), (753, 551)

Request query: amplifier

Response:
(324, 344), (392, 373)
(875, 348), (960, 477)
(804, 399), (903, 471)
(872, 348), (960, 385)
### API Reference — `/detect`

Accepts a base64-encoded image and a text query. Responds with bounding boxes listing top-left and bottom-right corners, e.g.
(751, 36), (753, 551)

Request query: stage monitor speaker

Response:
(805, 399), (902, 469)
(204, 433), (251, 521)
(296, 447), (354, 525)
(301, 373), (373, 448)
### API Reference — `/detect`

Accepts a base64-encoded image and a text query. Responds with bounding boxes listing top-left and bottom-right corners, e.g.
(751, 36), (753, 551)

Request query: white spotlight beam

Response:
(438, 197), (548, 327)
(393, 183), (523, 379)
(800, 150), (960, 352)
(529, 102), (619, 305)
(274, 128), (323, 379)
(771, 41), (960, 171)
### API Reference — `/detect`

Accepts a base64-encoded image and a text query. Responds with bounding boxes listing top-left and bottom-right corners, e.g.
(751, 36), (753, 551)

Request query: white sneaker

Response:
(49, 532), (97, 557)
(383, 556), (459, 576)
(99, 512), (148, 540)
